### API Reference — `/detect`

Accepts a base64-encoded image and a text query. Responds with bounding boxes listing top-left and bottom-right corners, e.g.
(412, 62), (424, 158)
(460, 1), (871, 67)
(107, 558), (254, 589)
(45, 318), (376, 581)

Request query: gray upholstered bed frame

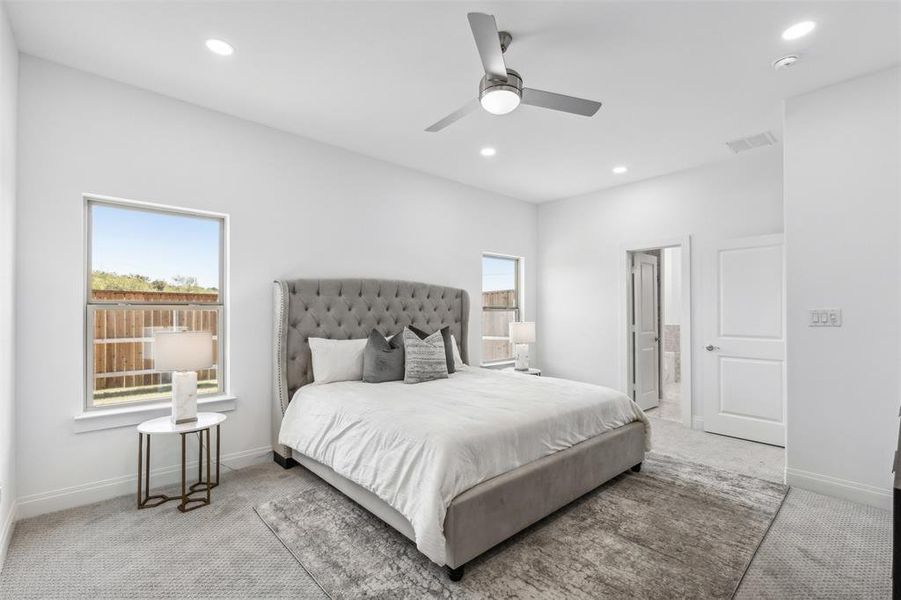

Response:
(272, 278), (645, 581)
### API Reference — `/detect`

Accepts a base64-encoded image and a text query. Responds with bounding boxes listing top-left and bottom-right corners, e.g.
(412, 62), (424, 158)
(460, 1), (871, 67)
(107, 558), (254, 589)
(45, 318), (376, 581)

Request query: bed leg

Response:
(273, 451), (297, 469)
(447, 565), (465, 582)
(630, 462), (642, 473)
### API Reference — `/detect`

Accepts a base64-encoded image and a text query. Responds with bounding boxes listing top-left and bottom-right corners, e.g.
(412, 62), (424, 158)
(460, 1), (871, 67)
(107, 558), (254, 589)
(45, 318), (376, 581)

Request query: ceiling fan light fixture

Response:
(480, 89), (521, 115)
(478, 70), (523, 115)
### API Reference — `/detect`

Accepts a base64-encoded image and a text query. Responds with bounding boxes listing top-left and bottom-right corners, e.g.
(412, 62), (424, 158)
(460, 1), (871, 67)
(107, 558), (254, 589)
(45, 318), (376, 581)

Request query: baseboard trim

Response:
(691, 416), (704, 431)
(16, 445), (272, 520)
(0, 501), (16, 573)
(786, 467), (892, 510)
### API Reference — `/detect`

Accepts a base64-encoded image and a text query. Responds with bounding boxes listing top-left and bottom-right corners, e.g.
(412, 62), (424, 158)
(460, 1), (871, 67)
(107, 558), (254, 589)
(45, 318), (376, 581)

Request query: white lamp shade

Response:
(509, 321), (536, 345)
(153, 330), (213, 372)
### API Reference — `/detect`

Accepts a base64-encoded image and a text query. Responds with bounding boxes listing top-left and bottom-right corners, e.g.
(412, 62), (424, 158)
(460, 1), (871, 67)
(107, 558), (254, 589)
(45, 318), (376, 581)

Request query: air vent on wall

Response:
(726, 131), (779, 154)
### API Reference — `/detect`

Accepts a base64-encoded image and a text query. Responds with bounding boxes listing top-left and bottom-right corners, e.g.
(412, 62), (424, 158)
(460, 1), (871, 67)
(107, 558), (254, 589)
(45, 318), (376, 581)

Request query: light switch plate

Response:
(809, 308), (842, 327)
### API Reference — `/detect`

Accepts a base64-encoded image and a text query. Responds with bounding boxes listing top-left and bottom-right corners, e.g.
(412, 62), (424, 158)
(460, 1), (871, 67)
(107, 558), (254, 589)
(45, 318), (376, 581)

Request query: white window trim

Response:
(81, 193), (231, 422)
(480, 252), (524, 366)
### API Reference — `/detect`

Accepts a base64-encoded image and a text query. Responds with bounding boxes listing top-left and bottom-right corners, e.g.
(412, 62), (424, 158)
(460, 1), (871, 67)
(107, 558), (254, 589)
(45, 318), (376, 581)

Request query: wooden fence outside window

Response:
(89, 290), (220, 406)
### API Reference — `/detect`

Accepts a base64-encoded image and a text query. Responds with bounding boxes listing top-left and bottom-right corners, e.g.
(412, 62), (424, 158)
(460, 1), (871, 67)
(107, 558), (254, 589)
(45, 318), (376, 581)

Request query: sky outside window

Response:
(482, 255), (517, 292)
(91, 204), (220, 289)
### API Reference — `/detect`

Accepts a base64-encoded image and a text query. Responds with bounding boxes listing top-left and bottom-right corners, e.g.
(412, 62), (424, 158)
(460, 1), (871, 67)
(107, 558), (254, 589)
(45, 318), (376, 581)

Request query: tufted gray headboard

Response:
(272, 278), (470, 463)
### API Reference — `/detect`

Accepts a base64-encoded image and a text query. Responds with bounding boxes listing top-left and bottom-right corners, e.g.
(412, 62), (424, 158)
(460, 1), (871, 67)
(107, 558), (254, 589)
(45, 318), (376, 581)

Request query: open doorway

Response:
(622, 237), (785, 485)
(623, 238), (691, 428)
(660, 247), (683, 422)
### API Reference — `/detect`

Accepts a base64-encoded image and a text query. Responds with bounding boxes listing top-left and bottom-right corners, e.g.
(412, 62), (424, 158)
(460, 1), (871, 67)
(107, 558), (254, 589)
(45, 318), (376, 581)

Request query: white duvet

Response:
(278, 367), (650, 565)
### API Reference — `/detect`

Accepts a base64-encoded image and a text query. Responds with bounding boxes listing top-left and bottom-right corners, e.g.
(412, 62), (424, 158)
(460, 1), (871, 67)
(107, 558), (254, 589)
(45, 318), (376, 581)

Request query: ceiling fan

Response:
(425, 12), (602, 132)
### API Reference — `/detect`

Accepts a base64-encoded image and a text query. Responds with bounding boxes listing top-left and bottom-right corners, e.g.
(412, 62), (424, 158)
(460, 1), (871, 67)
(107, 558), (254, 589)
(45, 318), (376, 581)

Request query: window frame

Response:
(480, 252), (522, 366)
(83, 195), (229, 412)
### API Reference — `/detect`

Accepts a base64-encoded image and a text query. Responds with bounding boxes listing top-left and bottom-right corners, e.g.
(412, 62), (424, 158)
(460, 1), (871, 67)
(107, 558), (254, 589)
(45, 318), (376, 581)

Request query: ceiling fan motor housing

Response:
(479, 69), (523, 100)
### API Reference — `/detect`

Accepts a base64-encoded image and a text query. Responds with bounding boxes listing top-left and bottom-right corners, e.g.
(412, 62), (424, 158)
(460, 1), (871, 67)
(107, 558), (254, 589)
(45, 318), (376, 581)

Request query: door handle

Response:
(705, 344), (720, 352)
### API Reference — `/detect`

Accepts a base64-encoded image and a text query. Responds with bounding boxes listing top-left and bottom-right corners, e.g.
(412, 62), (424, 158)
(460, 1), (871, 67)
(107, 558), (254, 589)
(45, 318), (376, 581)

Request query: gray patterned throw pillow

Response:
(403, 327), (449, 384)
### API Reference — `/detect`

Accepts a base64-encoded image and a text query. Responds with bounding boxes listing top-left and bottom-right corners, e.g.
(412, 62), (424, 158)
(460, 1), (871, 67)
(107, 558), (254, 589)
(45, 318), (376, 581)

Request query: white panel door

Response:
(703, 234), (785, 446)
(632, 253), (660, 410)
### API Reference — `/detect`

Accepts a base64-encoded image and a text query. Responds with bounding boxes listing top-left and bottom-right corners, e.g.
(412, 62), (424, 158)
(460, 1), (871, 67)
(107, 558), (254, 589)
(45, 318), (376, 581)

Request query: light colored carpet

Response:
(736, 487), (892, 599)
(0, 462), (326, 599)
(0, 417), (890, 599)
(256, 454), (787, 599)
(647, 411), (786, 484)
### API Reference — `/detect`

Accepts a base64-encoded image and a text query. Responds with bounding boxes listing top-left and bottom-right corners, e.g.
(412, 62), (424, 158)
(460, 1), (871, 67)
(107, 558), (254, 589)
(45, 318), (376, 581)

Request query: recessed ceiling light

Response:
(205, 39), (235, 56)
(782, 21), (816, 41)
(612, 166), (628, 174)
(480, 147), (497, 157)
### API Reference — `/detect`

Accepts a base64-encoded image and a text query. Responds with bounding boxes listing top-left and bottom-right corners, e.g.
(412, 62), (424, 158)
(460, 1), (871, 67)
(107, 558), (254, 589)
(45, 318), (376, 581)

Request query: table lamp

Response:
(153, 330), (213, 424)
(509, 321), (536, 371)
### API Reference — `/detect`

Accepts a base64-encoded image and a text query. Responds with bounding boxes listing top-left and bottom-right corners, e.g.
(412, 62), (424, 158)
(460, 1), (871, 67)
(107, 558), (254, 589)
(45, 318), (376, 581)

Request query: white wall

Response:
(784, 67), (900, 508)
(663, 247), (681, 325)
(0, 1), (17, 568)
(15, 56), (537, 517)
(537, 148), (783, 418)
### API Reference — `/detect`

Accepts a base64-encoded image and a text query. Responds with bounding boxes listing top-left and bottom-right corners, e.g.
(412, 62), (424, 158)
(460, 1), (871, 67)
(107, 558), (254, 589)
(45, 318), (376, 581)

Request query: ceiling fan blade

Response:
(521, 88), (602, 117)
(425, 99), (480, 132)
(467, 13), (508, 81)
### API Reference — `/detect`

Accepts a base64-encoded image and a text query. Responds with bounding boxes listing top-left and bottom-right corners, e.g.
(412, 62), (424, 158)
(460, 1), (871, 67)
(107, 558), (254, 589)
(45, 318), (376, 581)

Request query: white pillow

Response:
(450, 335), (465, 370)
(308, 337), (368, 384)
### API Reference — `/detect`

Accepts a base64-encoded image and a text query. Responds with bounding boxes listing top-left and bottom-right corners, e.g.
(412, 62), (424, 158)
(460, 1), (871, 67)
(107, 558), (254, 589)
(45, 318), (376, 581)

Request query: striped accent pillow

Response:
(403, 327), (449, 384)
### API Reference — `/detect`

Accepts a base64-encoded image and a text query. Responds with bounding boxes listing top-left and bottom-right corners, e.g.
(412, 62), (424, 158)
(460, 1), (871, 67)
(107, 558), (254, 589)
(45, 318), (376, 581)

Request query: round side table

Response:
(136, 412), (226, 512)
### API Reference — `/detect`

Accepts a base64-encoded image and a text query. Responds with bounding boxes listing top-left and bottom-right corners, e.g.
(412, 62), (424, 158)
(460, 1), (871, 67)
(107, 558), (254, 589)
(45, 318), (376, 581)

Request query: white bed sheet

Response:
(278, 367), (650, 565)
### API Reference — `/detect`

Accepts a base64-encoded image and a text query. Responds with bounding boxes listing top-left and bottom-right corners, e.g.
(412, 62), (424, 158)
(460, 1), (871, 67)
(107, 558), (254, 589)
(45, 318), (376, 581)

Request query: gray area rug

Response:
(255, 454), (788, 599)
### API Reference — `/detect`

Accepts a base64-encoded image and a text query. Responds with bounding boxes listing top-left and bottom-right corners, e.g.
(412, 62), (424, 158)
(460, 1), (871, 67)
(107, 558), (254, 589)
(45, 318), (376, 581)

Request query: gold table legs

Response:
(137, 424), (221, 512)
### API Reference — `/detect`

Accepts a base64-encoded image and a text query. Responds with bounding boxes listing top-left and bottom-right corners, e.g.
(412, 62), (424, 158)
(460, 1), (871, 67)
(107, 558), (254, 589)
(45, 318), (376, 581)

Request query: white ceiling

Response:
(7, 1), (900, 202)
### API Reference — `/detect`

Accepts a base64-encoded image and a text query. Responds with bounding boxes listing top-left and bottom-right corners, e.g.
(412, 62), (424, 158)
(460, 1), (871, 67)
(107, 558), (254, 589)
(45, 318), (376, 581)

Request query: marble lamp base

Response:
(514, 343), (531, 371)
(171, 371), (199, 424)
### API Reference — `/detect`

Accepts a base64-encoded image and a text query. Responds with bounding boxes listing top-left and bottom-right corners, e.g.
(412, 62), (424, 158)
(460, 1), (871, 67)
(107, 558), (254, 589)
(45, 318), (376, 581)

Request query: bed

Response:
(271, 278), (648, 580)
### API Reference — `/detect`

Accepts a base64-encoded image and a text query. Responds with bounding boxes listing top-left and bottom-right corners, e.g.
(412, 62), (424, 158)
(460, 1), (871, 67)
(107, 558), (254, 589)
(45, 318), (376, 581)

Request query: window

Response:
(85, 198), (226, 409)
(481, 254), (521, 364)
